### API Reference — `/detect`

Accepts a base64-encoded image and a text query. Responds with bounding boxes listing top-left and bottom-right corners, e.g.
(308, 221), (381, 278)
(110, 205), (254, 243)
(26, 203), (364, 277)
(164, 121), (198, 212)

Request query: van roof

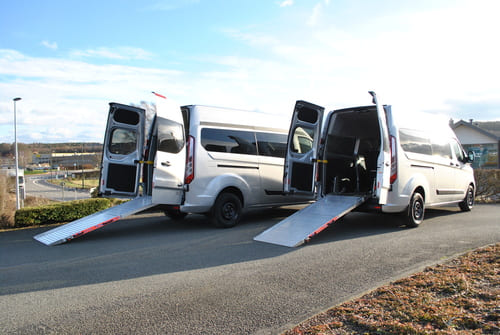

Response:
(181, 104), (291, 132)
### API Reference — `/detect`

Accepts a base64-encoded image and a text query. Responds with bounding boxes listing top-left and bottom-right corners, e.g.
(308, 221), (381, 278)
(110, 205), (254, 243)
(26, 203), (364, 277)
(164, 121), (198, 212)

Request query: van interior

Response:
(322, 106), (381, 196)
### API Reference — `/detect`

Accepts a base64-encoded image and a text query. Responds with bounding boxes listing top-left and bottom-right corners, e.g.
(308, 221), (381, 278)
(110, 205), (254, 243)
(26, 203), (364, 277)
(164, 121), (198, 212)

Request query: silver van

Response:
(255, 92), (476, 247)
(99, 102), (311, 228)
(285, 92), (476, 227)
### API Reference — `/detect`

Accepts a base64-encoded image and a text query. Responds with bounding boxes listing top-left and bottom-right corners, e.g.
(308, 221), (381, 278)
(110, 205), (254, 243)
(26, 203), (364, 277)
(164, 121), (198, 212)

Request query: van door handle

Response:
(161, 161), (171, 167)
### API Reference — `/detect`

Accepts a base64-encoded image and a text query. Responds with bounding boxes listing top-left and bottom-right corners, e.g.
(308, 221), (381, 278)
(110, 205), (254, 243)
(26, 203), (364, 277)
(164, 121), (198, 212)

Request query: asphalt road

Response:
(25, 174), (90, 201)
(1, 204), (499, 334)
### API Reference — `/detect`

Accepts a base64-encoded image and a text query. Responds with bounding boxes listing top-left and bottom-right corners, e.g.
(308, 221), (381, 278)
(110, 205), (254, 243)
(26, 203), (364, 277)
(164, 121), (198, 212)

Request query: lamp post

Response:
(13, 97), (22, 210)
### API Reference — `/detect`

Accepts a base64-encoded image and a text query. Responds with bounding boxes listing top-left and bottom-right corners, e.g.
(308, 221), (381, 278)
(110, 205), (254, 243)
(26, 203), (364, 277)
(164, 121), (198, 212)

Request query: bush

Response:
(14, 198), (112, 227)
(474, 169), (500, 202)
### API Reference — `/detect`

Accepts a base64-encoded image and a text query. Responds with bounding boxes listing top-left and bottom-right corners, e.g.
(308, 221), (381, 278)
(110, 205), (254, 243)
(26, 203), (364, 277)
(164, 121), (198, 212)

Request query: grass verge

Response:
(284, 243), (499, 335)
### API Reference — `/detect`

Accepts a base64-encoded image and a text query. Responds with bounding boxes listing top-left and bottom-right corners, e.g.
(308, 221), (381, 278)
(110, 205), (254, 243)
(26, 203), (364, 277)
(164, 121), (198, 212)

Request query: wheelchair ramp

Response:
(254, 194), (366, 247)
(34, 196), (155, 246)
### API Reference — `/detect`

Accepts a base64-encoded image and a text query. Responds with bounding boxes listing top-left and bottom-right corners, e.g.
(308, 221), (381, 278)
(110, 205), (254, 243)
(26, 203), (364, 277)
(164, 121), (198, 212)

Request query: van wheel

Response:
(164, 209), (188, 220)
(459, 185), (474, 212)
(211, 192), (242, 228)
(406, 192), (424, 228)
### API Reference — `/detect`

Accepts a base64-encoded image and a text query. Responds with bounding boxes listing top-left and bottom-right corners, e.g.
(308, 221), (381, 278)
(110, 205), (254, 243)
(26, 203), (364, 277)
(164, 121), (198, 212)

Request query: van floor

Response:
(322, 138), (379, 196)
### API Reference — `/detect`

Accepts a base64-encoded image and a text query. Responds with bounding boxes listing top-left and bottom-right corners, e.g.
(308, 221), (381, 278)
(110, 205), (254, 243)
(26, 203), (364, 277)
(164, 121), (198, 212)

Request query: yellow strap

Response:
(138, 160), (154, 165)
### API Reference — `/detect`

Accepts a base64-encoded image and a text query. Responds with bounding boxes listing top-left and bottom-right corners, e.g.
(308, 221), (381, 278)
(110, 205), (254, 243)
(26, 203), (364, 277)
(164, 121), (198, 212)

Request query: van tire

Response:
(211, 192), (242, 228)
(406, 192), (424, 228)
(165, 209), (188, 220)
(459, 185), (474, 212)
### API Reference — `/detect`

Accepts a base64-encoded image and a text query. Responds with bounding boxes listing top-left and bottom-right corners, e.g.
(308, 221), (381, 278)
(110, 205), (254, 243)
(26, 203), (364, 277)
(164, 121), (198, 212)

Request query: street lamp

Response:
(13, 97), (22, 210)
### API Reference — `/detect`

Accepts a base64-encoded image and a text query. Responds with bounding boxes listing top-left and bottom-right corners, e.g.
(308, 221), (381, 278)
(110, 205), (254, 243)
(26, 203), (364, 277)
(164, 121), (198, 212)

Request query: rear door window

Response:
(109, 128), (137, 155)
(157, 117), (185, 153)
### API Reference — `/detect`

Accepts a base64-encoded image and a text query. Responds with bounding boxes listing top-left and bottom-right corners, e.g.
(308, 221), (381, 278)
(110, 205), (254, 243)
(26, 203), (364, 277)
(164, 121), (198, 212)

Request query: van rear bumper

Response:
(355, 198), (406, 214)
(355, 198), (383, 213)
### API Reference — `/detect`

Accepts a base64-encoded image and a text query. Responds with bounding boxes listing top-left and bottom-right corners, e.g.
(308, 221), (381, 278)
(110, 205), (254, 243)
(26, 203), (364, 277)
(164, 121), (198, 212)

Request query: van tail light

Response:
(185, 135), (195, 184)
(390, 135), (397, 184)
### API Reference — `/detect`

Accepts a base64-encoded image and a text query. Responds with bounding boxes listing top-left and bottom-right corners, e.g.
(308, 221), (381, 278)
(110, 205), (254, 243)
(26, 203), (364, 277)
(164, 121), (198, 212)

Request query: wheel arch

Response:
(401, 173), (430, 205)
(218, 186), (244, 208)
(204, 173), (250, 207)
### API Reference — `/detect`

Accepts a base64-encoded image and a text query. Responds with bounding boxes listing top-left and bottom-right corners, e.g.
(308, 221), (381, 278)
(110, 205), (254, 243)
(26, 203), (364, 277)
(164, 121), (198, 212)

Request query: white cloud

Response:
(279, 0), (293, 7)
(308, 0), (330, 26)
(71, 47), (154, 60)
(0, 50), (186, 142)
(41, 40), (58, 50)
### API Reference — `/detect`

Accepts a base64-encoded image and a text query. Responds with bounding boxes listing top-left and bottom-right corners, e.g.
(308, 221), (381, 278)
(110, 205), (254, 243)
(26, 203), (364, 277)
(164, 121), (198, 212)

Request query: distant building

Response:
(32, 152), (100, 170)
(452, 120), (500, 169)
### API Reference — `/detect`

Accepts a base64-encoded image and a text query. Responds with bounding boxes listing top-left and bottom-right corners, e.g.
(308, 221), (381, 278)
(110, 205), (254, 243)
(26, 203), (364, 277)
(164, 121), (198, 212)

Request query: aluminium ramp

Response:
(34, 196), (155, 246)
(254, 194), (366, 247)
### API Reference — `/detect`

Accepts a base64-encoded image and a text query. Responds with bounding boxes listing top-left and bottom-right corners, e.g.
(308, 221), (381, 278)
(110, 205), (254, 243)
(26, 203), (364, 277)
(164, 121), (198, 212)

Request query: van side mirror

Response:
(467, 151), (475, 163)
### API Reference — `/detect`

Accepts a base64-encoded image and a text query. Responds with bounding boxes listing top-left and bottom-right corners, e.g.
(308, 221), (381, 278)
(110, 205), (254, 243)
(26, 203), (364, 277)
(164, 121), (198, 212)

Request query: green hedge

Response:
(15, 198), (113, 227)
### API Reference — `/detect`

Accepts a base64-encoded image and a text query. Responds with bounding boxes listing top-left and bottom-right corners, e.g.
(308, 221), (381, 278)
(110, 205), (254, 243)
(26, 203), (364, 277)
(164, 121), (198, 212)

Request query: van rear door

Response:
(284, 100), (324, 196)
(151, 105), (186, 205)
(369, 92), (391, 204)
(100, 103), (146, 198)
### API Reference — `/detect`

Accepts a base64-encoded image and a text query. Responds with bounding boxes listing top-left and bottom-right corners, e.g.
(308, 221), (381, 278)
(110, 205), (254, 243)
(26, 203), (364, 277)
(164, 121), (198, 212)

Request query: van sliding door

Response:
(284, 100), (324, 196)
(100, 103), (145, 198)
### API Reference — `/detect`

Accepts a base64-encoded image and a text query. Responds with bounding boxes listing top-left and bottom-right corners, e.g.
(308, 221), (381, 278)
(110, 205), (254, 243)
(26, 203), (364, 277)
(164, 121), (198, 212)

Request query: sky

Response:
(1, 0), (499, 143)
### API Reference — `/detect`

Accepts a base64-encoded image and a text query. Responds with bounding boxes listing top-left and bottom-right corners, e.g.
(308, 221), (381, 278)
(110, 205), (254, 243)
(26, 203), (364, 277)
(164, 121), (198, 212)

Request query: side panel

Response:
(284, 101), (324, 195)
(100, 103), (145, 198)
(370, 92), (391, 204)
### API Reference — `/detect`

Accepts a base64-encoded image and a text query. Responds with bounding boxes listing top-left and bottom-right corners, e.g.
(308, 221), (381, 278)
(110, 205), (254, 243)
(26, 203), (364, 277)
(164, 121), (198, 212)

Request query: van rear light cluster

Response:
(185, 135), (195, 184)
(390, 135), (397, 184)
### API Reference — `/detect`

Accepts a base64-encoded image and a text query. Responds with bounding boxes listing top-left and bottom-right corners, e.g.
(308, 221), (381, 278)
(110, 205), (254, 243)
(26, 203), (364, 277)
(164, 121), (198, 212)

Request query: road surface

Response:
(1, 204), (499, 334)
(25, 174), (90, 201)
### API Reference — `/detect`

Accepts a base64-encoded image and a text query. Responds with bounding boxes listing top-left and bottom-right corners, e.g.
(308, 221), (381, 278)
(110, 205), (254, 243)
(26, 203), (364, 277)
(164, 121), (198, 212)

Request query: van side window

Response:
(431, 140), (452, 159)
(109, 128), (137, 155)
(399, 129), (432, 155)
(157, 117), (185, 154)
(201, 128), (257, 155)
(256, 132), (287, 158)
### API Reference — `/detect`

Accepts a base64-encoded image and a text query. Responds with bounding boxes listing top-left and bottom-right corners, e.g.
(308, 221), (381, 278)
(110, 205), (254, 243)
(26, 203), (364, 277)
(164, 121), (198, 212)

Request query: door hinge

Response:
(134, 160), (154, 165)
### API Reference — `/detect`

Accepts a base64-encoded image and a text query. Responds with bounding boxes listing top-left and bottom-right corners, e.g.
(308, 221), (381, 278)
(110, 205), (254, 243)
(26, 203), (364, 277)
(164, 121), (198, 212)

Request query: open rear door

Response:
(369, 91), (391, 204)
(284, 100), (324, 196)
(151, 100), (186, 205)
(100, 103), (146, 198)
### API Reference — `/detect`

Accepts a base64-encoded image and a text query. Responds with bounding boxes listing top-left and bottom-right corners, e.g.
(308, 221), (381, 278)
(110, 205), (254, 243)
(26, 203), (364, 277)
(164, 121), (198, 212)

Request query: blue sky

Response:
(1, 0), (499, 143)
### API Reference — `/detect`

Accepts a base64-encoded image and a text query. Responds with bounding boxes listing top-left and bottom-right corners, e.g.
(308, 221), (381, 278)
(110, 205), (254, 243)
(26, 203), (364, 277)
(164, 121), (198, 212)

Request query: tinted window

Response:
(113, 109), (140, 125)
(109, 128), (137, 155)
(157, 117), (184, 153)
(256, 132), (287, 158)
(201, 128), (257, 155)
(399, 129), (432, 155)
(297, 106), (318, 124)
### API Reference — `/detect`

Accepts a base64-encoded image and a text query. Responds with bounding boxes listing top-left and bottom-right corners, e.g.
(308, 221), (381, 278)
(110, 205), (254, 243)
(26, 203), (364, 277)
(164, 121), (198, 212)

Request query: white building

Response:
(452, 120), (500, 169)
